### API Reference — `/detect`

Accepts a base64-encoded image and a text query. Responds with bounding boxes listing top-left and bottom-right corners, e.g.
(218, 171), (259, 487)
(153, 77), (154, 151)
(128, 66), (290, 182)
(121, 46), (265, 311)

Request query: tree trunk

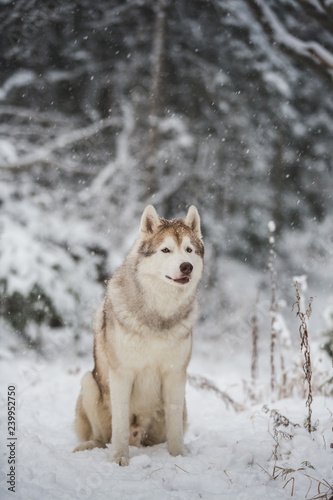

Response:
(144, 0), (168, 197)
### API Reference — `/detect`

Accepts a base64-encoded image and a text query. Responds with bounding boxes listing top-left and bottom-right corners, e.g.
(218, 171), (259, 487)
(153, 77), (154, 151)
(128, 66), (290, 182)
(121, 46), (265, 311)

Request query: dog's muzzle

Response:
(166, 262), (193, 285)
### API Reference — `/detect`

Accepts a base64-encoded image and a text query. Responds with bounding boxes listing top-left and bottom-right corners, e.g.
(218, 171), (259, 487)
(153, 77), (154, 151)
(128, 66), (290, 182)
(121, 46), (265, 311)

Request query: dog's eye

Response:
(186, 247), (193, 253)
(161, 248), (170, 253)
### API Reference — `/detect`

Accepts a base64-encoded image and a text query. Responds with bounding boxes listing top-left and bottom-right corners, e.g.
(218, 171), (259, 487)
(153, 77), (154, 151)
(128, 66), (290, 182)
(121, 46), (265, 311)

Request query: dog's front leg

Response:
(162, 371), (186, 457)
(109, 370), (134, 466)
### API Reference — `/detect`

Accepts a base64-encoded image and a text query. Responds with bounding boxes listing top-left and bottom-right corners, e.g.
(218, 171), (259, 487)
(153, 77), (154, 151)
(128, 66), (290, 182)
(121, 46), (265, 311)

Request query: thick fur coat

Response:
(73, 205), (204, 466)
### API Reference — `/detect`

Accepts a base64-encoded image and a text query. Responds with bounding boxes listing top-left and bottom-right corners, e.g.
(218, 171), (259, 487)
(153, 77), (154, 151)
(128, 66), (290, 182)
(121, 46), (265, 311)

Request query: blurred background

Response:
(0, 0), (332, 366)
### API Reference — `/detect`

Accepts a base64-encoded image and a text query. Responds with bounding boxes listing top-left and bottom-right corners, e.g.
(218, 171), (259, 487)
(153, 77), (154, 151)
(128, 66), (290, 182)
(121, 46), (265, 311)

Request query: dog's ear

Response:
(140, 205), (160, 234)
(185, 205), (202, 239)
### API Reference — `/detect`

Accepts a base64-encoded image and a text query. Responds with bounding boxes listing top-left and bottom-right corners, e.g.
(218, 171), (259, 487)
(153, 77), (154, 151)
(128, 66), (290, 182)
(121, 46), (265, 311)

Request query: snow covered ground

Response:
(1, 167), (332, 499)
(0, 330), (332, 500)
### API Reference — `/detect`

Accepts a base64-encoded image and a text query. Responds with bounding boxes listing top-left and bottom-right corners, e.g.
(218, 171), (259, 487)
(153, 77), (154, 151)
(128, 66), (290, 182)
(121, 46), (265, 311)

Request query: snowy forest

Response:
(0, 1), (332, 499)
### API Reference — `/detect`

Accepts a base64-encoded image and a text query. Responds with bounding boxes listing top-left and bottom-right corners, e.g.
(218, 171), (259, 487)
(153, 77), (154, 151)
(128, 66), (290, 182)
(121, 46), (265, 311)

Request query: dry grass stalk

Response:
(174, 464), (189, 474)
(251, 290), (260, 383)
(268, 226), (278, 392)
(307, 478), (333, 500)
(279, 354), (288, 399)
(293, 281), (314, 433)
(187, 374), (246, 412)
(223, 470), (233, 484)
(272, 463), (332, 500)
(263, 405), (300, 461)
(263, 405), (300, 430)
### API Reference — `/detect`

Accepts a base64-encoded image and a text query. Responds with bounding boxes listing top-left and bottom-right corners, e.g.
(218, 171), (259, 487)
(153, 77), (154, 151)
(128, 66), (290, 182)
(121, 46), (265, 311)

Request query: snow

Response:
(257, 0), (333, 69)
(0, 182), (107, 341)
(1, 116), (118, 170)
(323, 298), (333, 330)
(293, 275), (308, 294)
(275, 309), (292, 349)
(263, 72), (291, 98)
(159, 117), (194, 149)
(1, 2), (333, 497)
(0, 71), (36, 101)
(0, 140), (17, 164)
(0, 196), (332, 498)
(0, 334), (331, 500)
(1, 165), (332, 499)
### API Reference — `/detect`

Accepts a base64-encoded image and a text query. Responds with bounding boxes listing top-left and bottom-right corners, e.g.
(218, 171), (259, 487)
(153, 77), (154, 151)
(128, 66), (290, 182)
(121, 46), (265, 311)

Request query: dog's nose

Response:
(180, 262), (193, 275)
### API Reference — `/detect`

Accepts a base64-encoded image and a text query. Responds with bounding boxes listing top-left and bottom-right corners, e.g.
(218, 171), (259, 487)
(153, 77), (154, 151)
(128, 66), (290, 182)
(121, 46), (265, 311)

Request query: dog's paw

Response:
(112, 455), (129, 466)
(73, 440), (105, 452)
(73, 441), (95, 452)
(167, 442), (184, 458)
(73, 445), (83, 453)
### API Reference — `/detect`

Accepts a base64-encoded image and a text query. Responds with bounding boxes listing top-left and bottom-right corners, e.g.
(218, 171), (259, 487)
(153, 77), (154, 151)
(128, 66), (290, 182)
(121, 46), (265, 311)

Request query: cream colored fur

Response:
(73, 205), (204, 466)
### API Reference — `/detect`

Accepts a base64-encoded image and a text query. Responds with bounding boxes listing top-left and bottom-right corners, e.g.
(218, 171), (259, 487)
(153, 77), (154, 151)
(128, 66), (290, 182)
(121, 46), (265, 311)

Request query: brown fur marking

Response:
(138, 218), (204, 258)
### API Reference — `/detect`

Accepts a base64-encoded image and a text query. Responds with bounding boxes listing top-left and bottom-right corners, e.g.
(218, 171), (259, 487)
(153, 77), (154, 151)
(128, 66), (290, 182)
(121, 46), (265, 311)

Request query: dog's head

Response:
(136, 205), (204, 289)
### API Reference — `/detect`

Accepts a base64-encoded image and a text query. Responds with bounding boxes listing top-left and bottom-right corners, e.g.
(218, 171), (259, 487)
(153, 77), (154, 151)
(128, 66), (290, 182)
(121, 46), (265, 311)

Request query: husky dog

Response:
(73, 205), (204, 466)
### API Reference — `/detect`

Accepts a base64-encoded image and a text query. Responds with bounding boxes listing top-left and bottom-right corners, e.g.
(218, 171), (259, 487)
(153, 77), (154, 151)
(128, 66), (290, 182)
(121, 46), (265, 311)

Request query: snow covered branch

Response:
(249, 0), (333, 78)
(0, 105), (67, 125)
(294, 0), (333, 35)
(0, 116), (119, 171)
(85, 104), (135, 197)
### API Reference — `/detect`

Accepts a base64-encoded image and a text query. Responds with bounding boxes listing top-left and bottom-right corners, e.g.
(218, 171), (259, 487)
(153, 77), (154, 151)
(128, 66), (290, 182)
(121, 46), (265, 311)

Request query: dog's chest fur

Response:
(103, 270), (194, 370)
